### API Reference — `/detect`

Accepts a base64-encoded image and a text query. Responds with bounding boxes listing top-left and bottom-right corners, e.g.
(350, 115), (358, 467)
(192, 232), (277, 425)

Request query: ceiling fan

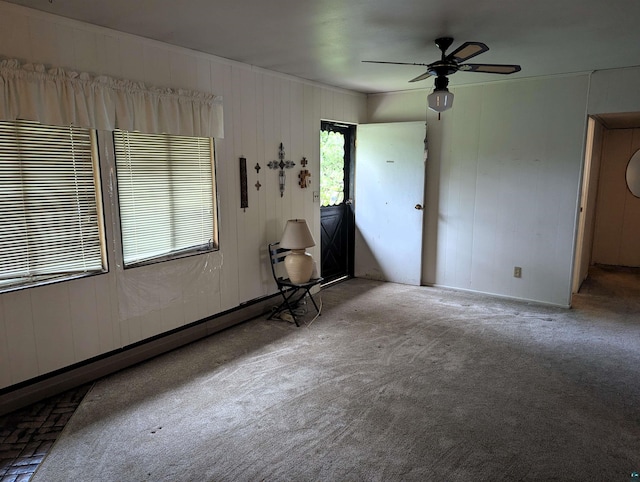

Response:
(363, 37), (521, 113)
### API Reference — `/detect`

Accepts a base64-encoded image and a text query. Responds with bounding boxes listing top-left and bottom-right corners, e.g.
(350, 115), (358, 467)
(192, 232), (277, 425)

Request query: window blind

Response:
(113, 130), (217, 267)
(0, 120), (105, 289)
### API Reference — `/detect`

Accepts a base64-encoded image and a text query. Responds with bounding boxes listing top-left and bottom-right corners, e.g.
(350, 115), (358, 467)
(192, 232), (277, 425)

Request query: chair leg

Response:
(268, 288), (301, 327)
(307, 291), (321, 315)
(268, 286), (321, 326)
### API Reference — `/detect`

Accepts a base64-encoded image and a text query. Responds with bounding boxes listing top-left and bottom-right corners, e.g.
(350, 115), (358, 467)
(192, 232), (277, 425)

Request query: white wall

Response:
(369, 74), (591, 306)
(588, 66), (640, 115)
(0, 1), (366, 390)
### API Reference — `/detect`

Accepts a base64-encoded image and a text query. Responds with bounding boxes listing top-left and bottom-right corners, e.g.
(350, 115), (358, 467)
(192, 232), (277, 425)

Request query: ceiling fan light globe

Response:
(428, 90), (454, 112)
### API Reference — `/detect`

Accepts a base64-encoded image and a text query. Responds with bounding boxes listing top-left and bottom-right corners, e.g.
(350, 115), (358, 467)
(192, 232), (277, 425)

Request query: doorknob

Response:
(415, 204), (423, 210)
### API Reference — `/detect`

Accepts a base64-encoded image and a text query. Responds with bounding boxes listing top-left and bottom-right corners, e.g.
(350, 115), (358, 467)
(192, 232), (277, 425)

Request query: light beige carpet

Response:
(33, 272), (640, 481)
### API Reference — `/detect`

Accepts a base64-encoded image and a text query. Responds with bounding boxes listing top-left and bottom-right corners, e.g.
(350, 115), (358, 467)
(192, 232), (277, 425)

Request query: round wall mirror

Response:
(627, 149), (640, 198)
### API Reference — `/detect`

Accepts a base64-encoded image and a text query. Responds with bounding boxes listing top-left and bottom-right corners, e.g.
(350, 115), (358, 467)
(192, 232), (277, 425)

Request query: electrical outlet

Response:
(313, 191), (320, 203)
(514, 266), (522, 278)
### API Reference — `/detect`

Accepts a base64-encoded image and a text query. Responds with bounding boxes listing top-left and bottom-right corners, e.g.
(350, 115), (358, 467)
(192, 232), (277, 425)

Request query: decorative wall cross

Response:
(298, 156), (310, 188)
(267, 143), (296, 197)
(298, 169), (311, 188)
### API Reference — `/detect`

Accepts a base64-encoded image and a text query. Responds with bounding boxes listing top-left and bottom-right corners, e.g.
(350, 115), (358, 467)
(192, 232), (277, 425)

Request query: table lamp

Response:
(280, 219), (316, 283)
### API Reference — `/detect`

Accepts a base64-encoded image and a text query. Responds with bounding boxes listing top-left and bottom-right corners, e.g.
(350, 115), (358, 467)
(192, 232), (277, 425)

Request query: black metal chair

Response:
(267, 242), (323, 326)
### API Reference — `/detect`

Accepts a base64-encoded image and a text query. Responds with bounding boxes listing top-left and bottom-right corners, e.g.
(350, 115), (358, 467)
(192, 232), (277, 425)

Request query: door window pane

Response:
(320, 130), (345, 207)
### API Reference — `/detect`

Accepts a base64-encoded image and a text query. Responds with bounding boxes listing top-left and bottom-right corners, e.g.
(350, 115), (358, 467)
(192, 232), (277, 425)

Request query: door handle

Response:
(345, 199), (353, 205)
(415, 204), (423, 210)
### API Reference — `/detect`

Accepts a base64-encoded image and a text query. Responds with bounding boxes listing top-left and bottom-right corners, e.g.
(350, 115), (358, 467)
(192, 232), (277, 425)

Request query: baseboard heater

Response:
(0, 294), (279, 416)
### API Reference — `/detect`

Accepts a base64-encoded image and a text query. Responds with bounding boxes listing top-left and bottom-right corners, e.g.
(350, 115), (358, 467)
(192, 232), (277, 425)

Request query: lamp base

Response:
(284, 250), (314, 283)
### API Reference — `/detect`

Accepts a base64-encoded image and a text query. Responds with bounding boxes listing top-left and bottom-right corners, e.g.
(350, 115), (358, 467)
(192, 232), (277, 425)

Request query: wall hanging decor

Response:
(268, 143), (296, 197)
(298, 157), (311, 188)
(239, 156), (248, 210)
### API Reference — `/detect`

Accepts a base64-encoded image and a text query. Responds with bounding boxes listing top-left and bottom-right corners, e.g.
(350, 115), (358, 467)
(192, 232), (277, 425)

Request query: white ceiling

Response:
(5, 0), (640, 94)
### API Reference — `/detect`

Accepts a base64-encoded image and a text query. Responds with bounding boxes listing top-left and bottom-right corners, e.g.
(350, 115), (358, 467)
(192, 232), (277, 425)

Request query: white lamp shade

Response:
(428, 90), (454, 112)
(280, 219), (315, 249)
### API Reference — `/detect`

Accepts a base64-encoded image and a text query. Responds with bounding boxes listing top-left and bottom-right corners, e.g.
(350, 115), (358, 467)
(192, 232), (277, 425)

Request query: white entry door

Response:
(354, 121), (426, 285)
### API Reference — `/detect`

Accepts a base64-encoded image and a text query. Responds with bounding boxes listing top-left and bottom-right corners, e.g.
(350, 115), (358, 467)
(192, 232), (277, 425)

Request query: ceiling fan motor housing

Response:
(428, 61), (459, 77)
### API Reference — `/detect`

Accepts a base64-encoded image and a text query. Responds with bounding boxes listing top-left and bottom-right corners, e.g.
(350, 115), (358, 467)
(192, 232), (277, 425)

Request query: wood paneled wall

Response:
(592, 128), (640, 266)
(0, 1), (366, 390)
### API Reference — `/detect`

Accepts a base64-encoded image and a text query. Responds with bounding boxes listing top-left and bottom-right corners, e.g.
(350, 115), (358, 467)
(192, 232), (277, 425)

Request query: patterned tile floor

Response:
(0, 384), (92, 482)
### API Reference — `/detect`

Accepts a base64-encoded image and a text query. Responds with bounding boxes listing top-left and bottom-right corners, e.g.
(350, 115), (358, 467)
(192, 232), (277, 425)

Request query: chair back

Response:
(268, 242), (290, 282)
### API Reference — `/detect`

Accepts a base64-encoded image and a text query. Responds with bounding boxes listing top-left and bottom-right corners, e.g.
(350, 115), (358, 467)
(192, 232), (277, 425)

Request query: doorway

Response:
(354, 121), (427, 285)
(319, 121), (355, 284)
(572, 112), (640, 298)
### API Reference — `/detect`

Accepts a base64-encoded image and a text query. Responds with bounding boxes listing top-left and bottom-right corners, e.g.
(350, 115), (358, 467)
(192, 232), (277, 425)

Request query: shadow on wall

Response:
(354, 227), (387, 282)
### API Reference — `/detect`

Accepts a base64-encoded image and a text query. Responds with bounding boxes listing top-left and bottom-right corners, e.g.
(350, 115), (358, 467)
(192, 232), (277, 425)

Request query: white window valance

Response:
(0, 58), (223, 138)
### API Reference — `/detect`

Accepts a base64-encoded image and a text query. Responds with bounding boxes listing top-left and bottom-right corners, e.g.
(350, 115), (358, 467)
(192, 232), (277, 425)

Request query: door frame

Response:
(354, 121), (426, 285)
(320, 120), (356, 284)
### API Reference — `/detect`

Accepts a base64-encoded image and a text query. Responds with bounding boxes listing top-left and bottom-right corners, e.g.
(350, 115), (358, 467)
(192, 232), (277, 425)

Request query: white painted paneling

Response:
(214, 62), (240, 313)
(30, 283), (75, 373)
(27, 16), (59, 65)
(160, 303), (184, 333)
(303, 84), (322, 267)
(254, 73), (271, 291)
(0, 298), (10, 388)
(98, 33), (123, 78)
(54, 23), (76, 70)
(169, 50), (198, 91)
(0, 1), (366, 390)
(368, 75), (590, 306)
(261, 73), (279, 250)
(117, 36), (146, 83)
(67, 278), (101, 362)
(93, 273), (118, 354)
(236, 66), (263, 303)
(123, 314), (143, 347)
(0, 6), (31, 60)
(280, 80), (294, 225)
(1, 290), (38, 383)
(72, 27), (99, 74)
(143, 44), (172, 87)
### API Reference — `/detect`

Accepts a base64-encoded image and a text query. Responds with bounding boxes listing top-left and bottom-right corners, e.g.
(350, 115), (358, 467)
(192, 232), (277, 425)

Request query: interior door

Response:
(355, 121), (426, 285)
(320, 122), (355, 284)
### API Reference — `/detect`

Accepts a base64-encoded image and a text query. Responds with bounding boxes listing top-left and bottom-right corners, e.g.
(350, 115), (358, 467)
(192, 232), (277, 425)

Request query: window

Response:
(320, 129), (346, 206)
(113, 130), (218, 267)
(0, 120), (106, 291)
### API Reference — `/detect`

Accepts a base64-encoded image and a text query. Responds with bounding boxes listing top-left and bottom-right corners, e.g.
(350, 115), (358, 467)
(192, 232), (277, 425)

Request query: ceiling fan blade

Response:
(362, 60), (430, 66)
(446, 42), (489, 62)
(408, 71), (432, 83)
(459, 63), (521, 74)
